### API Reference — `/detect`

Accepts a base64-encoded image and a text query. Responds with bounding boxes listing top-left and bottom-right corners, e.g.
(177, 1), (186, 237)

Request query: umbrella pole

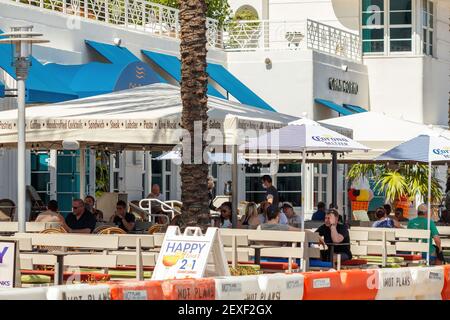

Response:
(427, 160), (432, 266)
(301, 149), (306, 231)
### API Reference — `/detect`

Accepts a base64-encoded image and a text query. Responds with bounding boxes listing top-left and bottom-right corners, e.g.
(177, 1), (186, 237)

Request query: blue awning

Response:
(315, 99), (354, 116)
(142, 50), (226, 99)
(85, 40), (140, 65)
(343, 104), (367, 113)
(45, 61), (162, 98)
(0, 30), (78, 103)
(0, 81), (4, 98)
(206, 62), (276, 112)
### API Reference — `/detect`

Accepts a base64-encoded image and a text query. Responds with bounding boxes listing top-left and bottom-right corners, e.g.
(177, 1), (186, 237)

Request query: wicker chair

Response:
(39, 227), (67, 252)
(0, 199), (15, 221)
(148, 224), (164, 235)
(97, 227), (127, 235)
(93, 225), (114, 234)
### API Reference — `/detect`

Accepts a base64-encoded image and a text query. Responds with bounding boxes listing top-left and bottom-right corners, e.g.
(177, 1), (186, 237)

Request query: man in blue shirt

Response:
(311, 202), (326, 221)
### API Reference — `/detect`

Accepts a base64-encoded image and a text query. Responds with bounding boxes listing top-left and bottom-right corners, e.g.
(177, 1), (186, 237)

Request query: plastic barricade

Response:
(257, 273), (304, 300)
(375, 268), (414, 300)
(410, 266), (444, 300)
(442, 265), (450, 300)
(214, 275), (260, 300)
(302, 269), (378, 300)
(0, 287), (49, 300)
(161, 278), (216, 300)
(46, 284), (111, 300)
(108, 280), (164, 300)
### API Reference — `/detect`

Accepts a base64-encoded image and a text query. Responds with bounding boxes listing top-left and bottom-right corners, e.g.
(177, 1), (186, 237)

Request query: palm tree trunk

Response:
(179, 0), (210, 230)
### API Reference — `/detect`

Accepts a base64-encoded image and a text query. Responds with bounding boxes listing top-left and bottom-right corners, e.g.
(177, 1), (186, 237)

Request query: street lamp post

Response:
(0, 26), (48, 233)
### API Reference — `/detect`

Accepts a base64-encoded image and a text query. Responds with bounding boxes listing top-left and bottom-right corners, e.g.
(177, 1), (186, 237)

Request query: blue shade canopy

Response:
(206, 62), (276, 112)
(343, 104), (367, 113)
(85, 40), (140, 65)
(376, 134), (450, 163)
(0, 80), (4, 97)
(0, 30), (78, 103)
(315, 99), (354, 116)
(142, 50), (226, 100)
(44, 61), (163, 98)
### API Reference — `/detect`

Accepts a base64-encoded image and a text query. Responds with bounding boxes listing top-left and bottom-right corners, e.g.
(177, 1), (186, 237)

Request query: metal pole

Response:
(17, 79), (26, 233)
(79, 147), (86, 199)
(301, 149), (306, 230)
(231, 144), (238, 228)
(331, 151), (337, 209)
(427, 160), (432, 266)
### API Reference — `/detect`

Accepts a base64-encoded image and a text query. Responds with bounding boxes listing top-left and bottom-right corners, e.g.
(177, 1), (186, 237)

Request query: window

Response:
(361, 0), (413, 54)
(362, 0), (385, 53)
(422, 0), (434, 55)
(313, 164), (329, 207)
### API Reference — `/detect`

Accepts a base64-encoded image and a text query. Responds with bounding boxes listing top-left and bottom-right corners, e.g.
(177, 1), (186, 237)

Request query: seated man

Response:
(315, 209), (352, 262)
(259, 206), (300, 231)
(311, 202), (326, 221)
(281, 202), (301, 227)
(372, 207), (395, 228)
(59, 199), (97, 233)
(35, 200), (62, 223)
(407, 203), (443, 265)
(112, 200), (136, 232)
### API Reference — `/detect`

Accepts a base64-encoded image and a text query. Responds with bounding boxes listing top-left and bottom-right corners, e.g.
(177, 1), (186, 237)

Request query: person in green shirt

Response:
(407, 203), (442, 265)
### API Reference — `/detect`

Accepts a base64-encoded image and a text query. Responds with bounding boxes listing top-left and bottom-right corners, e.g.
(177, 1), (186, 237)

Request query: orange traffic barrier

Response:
(442, 265), (450, 300)
(161, 278), (216, 300)
(302, 270), (378, 300)
(108, 281), (164, 300)
(339, 269), (378, 300)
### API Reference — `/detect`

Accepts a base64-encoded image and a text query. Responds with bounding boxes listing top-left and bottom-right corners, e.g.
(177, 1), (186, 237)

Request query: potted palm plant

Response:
(348, 163), (443, 218)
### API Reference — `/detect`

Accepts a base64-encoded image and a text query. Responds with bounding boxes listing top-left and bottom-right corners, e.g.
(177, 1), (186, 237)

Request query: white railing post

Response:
(158, 4), (163, 35)
(84, 0), (88, 18)
(124, 0), (129, 28)
(105, 0), (109, 23)
(62, 0), (67, 13)
(142, 0), (146, 30)
(40, 0), (43, 8)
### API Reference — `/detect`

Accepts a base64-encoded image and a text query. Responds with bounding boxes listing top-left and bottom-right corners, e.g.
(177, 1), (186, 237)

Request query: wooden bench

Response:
(350, 227), (431, 266)
(0, 222), (62, 234)
(218, 229), (321, 272)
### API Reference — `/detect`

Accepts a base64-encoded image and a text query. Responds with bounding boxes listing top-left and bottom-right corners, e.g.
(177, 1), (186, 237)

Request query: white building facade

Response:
(0, 0), (448, 217)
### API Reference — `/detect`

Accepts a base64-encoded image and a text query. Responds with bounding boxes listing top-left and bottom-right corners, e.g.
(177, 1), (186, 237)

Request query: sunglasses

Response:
(73, 206), (82, 210)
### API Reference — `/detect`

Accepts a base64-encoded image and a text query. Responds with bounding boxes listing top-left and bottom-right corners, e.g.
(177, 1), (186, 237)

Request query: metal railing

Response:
(223, 19), (362, 62)
(11, 0), (223, 48)
(138, 198), (181, 224)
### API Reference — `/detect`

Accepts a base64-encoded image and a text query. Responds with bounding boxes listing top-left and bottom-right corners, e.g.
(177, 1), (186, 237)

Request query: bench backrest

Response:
(15, 233), (120, 250)
(437, 226), (450, 236)
(0, 222), (62, 233)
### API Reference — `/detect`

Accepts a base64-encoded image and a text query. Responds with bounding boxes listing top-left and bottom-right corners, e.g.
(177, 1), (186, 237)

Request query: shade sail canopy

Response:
(319, 112), (450, 161)
(155, 151), (249, 164)
(142, 50), (226, 99)
(241, 117), (369, 153)
(206, 62), (276, 112)
(376, 134), (450, 163)
(0, 83), (297, 149)
(315, 99), (354, 116)
(85, 40), (140, 65)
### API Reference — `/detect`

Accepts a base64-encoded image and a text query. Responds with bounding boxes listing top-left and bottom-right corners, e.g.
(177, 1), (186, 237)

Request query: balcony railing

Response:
(223, 19), (362, 62)
(7, 0), (362, 62)
(9, 0), (222, 48)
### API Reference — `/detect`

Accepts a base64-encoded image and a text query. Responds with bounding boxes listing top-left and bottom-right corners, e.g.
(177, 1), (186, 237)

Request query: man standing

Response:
(315, 209), (352, 262)
(113, 200), (136, 232)
(407, 204), (443, 265)
(261, 175), (279, 209)
(59, 199), (97, 233)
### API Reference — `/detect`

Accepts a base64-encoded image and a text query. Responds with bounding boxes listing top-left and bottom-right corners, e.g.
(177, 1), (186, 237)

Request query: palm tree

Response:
(179, 0), (211, 230)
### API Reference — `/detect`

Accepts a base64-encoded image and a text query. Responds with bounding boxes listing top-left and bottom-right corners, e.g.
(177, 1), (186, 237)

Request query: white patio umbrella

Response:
(241, 118), (370, 230)
(376, 133), (450, 265)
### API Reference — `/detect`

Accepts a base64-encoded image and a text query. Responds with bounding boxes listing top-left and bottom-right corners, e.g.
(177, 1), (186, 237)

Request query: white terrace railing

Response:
(10, 0), (223, 47)
(8, 0), (362, 62)
(223, 19), (362, 62)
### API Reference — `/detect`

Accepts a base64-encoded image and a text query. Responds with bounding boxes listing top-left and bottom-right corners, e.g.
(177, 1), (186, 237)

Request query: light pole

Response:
(0, 26), (48, 233)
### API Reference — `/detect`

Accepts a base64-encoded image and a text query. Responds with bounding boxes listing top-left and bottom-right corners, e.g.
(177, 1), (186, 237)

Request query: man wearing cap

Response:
(407, 204), (443, 265)
(281, 202), (302, 227)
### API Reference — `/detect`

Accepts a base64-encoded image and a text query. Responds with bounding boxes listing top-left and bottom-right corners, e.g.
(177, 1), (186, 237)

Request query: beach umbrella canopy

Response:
(241, 118), (370, 229)
(154, 150), (250, 165)
(376, 133), (450, 265)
